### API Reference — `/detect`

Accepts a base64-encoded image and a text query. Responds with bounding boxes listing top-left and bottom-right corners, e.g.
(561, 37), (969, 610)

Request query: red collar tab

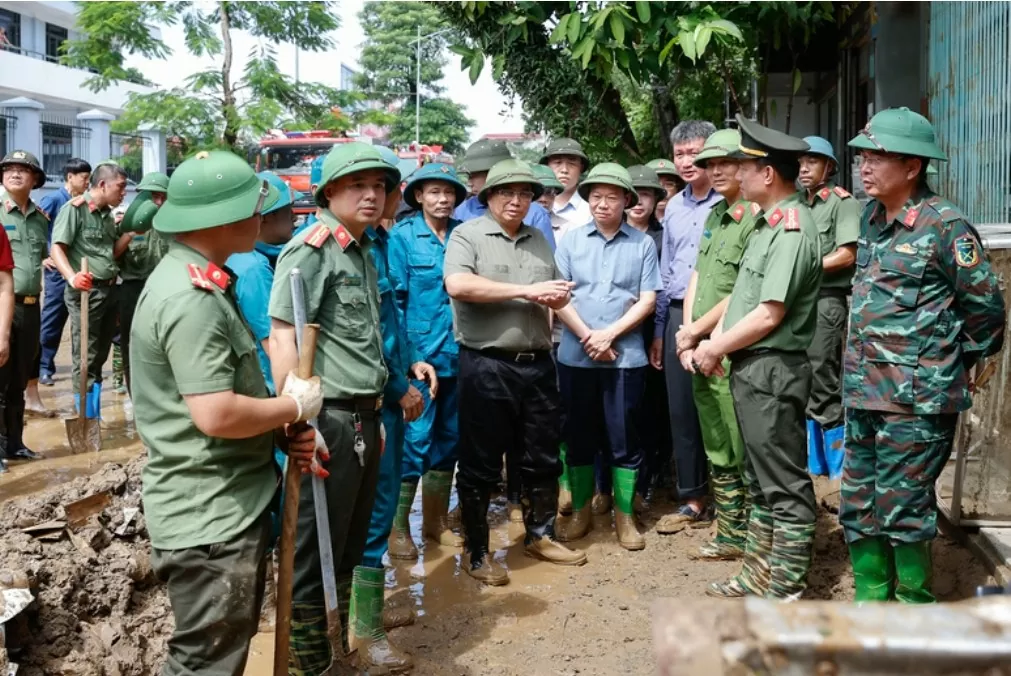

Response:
(3, 199), (13, 213)
(187, 263), (215, 291)
(730, 203), (746, 223)
(783, 207), (801, 231)
(333, 224), (354, 251)
(205, 262), (230, 290)
(87, 200), (99, 213)
(818, 187), (831, 201)
(902, 207), (919, 229)
(833, 185), (851, 199)
(305, 223), (331, 249)
(767, 208), (784, 227)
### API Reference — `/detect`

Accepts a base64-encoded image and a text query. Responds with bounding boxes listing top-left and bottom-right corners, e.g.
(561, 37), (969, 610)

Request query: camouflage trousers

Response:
(839, 409), (958, 544)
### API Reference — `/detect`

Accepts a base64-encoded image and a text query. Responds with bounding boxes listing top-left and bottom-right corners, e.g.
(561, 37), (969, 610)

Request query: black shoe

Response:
(39, 373), (54, 386)
(10, 447), (41, 461)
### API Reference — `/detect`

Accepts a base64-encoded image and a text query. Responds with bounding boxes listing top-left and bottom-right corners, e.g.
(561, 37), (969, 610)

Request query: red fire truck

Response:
(255, 130), (355, 216)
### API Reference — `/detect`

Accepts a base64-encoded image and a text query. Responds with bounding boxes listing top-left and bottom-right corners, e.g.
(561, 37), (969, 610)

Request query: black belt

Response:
(669, 298), (684, 307)
(15, 294), (38, 305)
(818, 287), (849, 299)
(476, 346), (552, 363)
(322, 396), (383, 413)
(728, 347), (805, 363)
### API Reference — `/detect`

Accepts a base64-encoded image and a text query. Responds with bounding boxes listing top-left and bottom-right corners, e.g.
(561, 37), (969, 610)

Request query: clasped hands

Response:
(674, 324), (724, 376)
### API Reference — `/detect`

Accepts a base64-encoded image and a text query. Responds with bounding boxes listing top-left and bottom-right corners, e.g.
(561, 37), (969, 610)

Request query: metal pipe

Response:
(415, 24), (421, 145)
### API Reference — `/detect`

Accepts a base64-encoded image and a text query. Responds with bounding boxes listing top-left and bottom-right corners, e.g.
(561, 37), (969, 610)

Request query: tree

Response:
(64, 1), (346, 151)
(356, 1), (474, 148)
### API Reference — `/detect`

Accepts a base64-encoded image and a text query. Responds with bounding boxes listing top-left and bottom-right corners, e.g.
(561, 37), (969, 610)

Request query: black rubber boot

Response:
(458, 483), (507, 585)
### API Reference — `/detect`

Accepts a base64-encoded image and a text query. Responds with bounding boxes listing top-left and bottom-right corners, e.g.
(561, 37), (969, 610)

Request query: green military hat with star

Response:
(626, 165), (665, 201)
(848, 107), (947, 161)
(532, 164), (564, 191)
(646, 158), (678, 177)
(314, 142), (400, 207)
(477, 159), (544, 205)
(460, 139), (512, 174)
(0, 150), (46, 189)
(577, 162), (638, 207)
(694, 129), (743, 168)
(539, 137), (590, 172)
(403, 162), (468, 210)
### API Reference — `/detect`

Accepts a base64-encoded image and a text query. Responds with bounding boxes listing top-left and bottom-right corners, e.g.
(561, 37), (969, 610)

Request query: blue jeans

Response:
(39, 267), (68, 377)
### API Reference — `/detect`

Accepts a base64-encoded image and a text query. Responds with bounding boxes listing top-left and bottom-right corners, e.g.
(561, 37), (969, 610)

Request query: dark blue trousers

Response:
(39, 268), (68, 378)
(558, 364), (646, 470)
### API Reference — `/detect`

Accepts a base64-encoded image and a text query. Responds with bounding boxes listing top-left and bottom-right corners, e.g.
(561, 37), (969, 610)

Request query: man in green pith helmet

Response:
(533, 163), (563, 213)
(693, 115), (821, 601)
(647, 158), (686, 222)
(132, 150), (323, 676)
(539, 138), (592, 244)
(841, 108), (1004, 603)
(268, 141), (396, 673)
(674, 129), (759, 561)
(117, 171), (170, 394)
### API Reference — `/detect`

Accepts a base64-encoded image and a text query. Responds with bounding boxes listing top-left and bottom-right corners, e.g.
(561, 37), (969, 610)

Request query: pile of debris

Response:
(0, 458), (173, 676)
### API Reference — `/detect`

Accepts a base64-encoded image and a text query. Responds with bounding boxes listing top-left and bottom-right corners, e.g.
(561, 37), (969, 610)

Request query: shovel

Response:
(66, 257), (101, 454)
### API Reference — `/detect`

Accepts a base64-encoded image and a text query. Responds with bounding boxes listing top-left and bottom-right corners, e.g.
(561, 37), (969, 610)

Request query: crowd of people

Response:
(0, 105), (1004, 676)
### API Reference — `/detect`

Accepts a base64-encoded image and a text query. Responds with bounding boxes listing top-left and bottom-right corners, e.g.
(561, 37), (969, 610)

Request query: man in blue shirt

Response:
(35, 158), (91, 391)
(385, 163), (467, 562)
(553, 164), (661, 552)
(455, 139), (556, 250)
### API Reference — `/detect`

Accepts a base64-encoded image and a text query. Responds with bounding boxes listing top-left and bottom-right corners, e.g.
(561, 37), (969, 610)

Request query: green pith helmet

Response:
(121, 193), (159, 233)
(626, 165), (665, 201)
(0, 150), (46, 189)
(646, 158), (678, 177)
(153, 150), (280, 234)
(730, 114), (810, 161)
(694, 129), (742, 168)
(577, 162), (638, 207)
(532, 163), (564, 191)
(461, 139), (512, 175)
(539, 137), (590, 171)
(313, 142), (400, 208)
(848, 107), (947, 161)
(477, 159), (544, 205)
(136, 171), (170, 193)
(403, 162), (468, 210)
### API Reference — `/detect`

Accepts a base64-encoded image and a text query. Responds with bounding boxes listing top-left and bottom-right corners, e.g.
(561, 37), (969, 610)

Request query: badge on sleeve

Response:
(954, 235), (981, 268)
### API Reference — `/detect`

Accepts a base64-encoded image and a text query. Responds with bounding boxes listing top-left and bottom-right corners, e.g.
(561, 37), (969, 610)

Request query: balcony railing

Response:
(0, 44), (149, 85)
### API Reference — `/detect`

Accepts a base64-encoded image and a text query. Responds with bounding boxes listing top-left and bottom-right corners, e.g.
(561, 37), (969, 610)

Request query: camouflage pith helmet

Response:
(314, 142), (400, 208)
(154, 150), (280, 234)
(646, 158), (678, 177)
(477, 159), (544, 205)
(121, 192), (159, 233)
(847, 107), (948, 161)
(694, 129), (743, 168)
(0, 150), (46, 189)
(539, 137), (589, 171)
(532, 164), (564, 191)
(403, 162), (468, 210)
(461, 139), (512, 175)
(626, 165), (665, 201)
(136, 171), (170, 193)
(577, 162), (638, 207)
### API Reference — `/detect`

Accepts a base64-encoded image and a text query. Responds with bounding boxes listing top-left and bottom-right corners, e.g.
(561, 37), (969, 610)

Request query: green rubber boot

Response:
(350, 566), (413, 673)
(894, 540), (935, 604)
(612, 467), (645, 550)
(766, 522), (817, 600)
(697, 471), (747, 560)
(558, 443), (573, 514)
(557, 464), (594, 542)
(707, 504), (774, 598)
(423, 470), (464, 547)
(387, 480), (418, 560)
(849, 536), (894, 602)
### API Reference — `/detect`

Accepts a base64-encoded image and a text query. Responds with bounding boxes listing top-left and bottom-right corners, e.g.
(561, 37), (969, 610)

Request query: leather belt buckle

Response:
(21, 296), (38, 305)
(514, 352), (536, 363)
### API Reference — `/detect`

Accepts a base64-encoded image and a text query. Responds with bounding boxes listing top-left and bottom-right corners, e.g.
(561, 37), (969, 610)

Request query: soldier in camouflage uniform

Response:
(843, 108), (1005, 603)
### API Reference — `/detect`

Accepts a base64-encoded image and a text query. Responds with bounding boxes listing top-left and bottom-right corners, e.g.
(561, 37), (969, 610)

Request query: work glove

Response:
(281, 372), (323, 423)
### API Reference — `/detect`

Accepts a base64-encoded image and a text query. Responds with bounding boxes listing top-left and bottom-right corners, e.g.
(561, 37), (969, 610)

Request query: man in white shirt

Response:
(540, 138), (592, 244)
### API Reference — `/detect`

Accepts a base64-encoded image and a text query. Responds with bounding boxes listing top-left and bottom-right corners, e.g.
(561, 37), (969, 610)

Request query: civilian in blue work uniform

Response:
(352, 145), (436, 674)
(385, 163), (467, 561)
(35, 158), (91, 391)
(553, 164), (661, 551)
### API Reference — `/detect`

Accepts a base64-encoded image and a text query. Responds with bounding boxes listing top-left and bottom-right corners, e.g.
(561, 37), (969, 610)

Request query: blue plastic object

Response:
(802, 136), (837, 164)
(806, 419), (827, 476)
(89, 382), (101, 419)
(823, 425), (846, 479)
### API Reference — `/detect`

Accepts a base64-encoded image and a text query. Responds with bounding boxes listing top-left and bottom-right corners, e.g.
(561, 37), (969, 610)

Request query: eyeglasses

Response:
(495, 189), (535, 203)
(857, 153), (904, 169)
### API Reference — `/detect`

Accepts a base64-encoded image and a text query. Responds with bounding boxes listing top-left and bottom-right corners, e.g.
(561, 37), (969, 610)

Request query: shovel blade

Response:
(66, 417), (102, 454)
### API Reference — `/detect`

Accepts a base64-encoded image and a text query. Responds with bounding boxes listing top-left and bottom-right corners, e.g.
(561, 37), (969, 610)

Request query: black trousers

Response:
(558, 364), (646, 470)
(119, 278), (146, 395)
(663, 304), (708, 500)
(0, 302), (40, 455)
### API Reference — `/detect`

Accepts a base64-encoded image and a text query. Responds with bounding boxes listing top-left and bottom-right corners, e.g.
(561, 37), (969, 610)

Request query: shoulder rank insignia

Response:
(333, 224), (353, 251)
(818, 187), (832, 201)
(730, 203), (746, 222)
(187, 263), (216, 291)
(34, 203), (49, 220)
(767, 208), (783, 227)
(749, 202), (761, 216)
(783, 207), (801, 231)
(954, 235), (981, 269)
(304, 223), (331, 249)
(3, 199), (13, 213)
(205, 262), (230, 290)
(70, 195), (87, 207)
(833, 185), (851, 199)
(902, 208), (919, 229)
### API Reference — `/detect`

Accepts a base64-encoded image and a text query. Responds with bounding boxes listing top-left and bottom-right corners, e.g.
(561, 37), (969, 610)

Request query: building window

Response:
(45, 23), (68, 62)
(41, 118), (91, 183)
(0, 8), (21, 51)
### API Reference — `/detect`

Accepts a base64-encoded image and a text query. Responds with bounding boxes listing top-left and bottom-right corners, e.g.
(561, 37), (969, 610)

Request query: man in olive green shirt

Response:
(117, 171), (169, 394)
(50, 161), (132, 417)
(798, 136), (861, 475)
(0, 150), (38, 470)
(268, 142), (395, 675)
(674, 129), (758, 560)
(444, 159), (586, 588)
(692, 116), (821, 601)
(133, 150), (323, 676)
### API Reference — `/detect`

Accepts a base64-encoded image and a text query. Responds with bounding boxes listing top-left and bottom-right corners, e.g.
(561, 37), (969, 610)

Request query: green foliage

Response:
(388, 99), (474, 155)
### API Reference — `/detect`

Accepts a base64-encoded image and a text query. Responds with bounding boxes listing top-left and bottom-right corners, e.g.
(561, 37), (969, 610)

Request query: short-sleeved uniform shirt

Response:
(691, 199), (759, 322)
(443, 213), (558, 352)
(0, 191), (48, 294)
(554, 222), (661, 368)
(803, 183), (862, 288)
(51, 191), (125, 281)
(269, 208), (386, 399)
(723, 195), (822, 352)
(120, 228), (169, 281)
(132, 242), (275, 550)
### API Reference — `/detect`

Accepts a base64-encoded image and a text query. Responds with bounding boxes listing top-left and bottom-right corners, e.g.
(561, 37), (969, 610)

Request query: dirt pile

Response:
(0, 457), (173, 676)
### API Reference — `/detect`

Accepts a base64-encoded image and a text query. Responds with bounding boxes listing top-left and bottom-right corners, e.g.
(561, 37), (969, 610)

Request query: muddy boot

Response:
(613, 467), (645, 551)
(766, 522), (816, 600)
(460, 483), (509, 586)
(556, 464), (593, 542)
(557, 442), (573, 515)
(696, 471), (746, 560)
(350, 566), (413, 673)
(707, 504), (774, 598)
(591, 491), (612, 515)
(112, 343), (126, 394)
(387, 480), (418, 561)
(422, 470), (463, 547)
(447, 504), (461, 527)
(382, 606), (416, 630)
(290, 602), (343, 675)
(849, 536), (894, 602)
(523, 480), (587, 566)
(507, 501), (524, 524)
(894, 540), (935, 604)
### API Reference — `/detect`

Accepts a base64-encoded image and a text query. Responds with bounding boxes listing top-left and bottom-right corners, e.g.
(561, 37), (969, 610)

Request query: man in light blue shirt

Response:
(553, 164), (660, 552)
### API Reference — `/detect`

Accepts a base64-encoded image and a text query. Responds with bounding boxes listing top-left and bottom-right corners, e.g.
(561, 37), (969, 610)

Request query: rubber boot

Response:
(612, 467), (645, 551)
(422, 470), (463, 547)
(849, 536), (894, 602)
(806, 419), (826, 475)
(91, 382), (103, 420)
(112, 343), (126, 394)
(707, 504), (774, 598)
(894, 540), (935, 604)
(387, 480), (419, 561)
(350, 566), (413, 673)
(591, 492), (612, 515)
(766, 522), (817, 600)
(696, 471), (746, 560)
(556, 465), (593, 542)
(557, 442), (573, 515)
(524, 480), (587, 566)
(459, 483), (508, 585)
(823, 425), (846, 480)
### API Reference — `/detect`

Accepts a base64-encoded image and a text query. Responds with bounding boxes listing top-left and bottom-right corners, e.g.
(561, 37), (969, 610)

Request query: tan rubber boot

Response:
(525, 536), (588, 566)
(591, 491), (612, 515)
(555, 465), (594, 542)
(614, 511), (646, 551)
(613, 467), (645, 551)
(422, 470), (464, 547)
(387, 481), (419, 561)
(462, 551), (509, 586)
(508, 502), (524, 524)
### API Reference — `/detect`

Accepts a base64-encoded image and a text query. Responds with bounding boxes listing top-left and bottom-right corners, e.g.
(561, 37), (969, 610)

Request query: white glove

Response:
(281, 372), (323, 422)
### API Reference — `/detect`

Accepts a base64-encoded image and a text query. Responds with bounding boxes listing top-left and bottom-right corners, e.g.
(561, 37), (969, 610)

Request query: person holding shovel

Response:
(131, 150), (324, 676)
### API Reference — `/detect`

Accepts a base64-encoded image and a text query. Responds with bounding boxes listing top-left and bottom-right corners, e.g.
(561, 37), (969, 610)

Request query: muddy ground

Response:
(0, 355), (996, 676)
